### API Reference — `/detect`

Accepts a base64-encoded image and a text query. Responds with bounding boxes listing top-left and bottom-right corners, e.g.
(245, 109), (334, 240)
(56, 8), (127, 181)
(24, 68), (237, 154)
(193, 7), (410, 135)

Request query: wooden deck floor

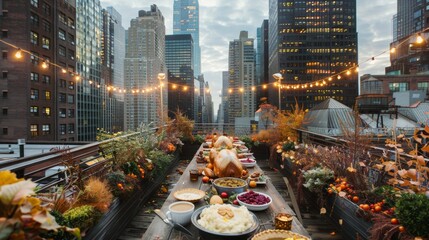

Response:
(117, 159), (344, 240)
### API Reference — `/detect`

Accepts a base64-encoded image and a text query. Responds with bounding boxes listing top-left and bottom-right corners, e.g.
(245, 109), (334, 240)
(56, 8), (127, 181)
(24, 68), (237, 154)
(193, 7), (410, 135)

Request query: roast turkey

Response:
(213, 149), (243, 178)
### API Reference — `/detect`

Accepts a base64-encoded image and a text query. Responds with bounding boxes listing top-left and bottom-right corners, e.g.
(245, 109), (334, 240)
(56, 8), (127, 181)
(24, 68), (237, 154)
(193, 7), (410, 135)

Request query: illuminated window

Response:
(30, 124), (38, 136)
(58, 29), (66, 40)
(42, 124), (50, 135)
(42, 75), (50, 83)
(43, 107), (50, 116)
(45, 91), (51, 100)
(31, 73), (39, 81)
(30, 31), (38, 45)
(42, 37), (50, 49)
(30, 89), (39, 100)
(30, 106), (39, 116)
(31, 0), (38, 7)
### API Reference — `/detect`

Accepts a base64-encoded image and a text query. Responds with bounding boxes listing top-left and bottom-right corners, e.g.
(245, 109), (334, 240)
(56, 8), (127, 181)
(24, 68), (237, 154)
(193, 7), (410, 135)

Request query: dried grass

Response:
(74, 177), (113, 213)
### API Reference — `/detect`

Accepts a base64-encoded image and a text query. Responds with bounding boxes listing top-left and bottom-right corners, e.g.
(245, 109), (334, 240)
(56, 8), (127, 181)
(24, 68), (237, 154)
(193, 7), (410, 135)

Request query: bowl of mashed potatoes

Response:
(191, 204), (259, 239)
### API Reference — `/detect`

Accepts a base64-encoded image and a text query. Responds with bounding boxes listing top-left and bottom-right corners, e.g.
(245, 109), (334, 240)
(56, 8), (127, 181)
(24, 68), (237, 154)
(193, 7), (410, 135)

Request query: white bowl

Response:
(236, 191), (272, 211)
(240, 158), (257, 168)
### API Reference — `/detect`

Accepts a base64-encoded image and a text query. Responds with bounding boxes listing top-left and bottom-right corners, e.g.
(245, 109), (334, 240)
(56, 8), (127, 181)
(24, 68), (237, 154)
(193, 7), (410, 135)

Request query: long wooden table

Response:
(142, 146), (310, 239)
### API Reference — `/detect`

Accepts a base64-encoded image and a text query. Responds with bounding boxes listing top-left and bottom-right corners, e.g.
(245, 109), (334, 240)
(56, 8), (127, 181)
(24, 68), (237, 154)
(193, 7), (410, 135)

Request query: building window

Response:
(30, 31), (39, 45)
(59, 93), (66, 102)
(2, 10), (9, 17)
(42, 20), (50, 32)
(2, 91), (8, 98)
(30, 124), (38, 136)
(68, 124), (74, 134)
(68, 18), (75, 29)
(68, 109), (75, 118)
(42, 124), (50, 135)
(42, 37), (50, 49)
(30, 12), (39, 26)
(30, 52), (39, 65)
(60, 79), (67, 88)
(58, 29), (66, 40)
(69, 81), (75, 89)
(45, 90), (51, 100)
(42, 107), (50, 116)
(2, 108), (8, 115)
(59, 45), (66, 56)
(389, 82), (409, 92)
(58, 12), (66, 24)
(2, 71), (8, 79)
(42, 75), (50, 83)
(31, 0), (38, 7)
(2, 30), (8, 38)
(67, 94), (74, 104)
(59, 108), (66, 118)
(30, 72), (39, 82)
(418, 82), (428, 92)
(30, 89), (39, 100)
(68, 49), (75, 60)
(2, 128), (8, 135)
(42, 2), (50, 16)
(30, 106), (39, 116)
(68, 34), (75, 45)
(60, 124), (66, 135)
(2, 51), (7, 59)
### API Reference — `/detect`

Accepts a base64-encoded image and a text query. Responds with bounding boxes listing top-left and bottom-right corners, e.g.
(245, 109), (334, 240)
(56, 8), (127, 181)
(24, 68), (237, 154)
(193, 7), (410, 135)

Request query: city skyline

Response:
(101, 0), (396, 115)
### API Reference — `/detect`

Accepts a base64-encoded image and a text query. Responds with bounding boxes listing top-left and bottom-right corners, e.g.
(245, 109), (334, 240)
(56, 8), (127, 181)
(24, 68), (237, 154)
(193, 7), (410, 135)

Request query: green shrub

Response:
(63, 205), (102, 230)
(396, 193), (429, 237)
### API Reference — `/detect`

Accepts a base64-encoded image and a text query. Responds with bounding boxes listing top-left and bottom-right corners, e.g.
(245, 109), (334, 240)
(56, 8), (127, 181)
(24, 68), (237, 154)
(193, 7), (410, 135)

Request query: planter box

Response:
(251, 144), (270, 159)
(327, 195), (373, 240)
(180, 142), (201, 160)
(84, 152), (180, 240)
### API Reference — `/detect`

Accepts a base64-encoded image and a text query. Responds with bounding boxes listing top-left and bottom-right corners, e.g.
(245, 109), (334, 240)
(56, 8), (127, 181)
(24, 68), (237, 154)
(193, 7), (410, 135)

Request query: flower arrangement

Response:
(0, 170), (80, 240)
(302, 167), (334, 193)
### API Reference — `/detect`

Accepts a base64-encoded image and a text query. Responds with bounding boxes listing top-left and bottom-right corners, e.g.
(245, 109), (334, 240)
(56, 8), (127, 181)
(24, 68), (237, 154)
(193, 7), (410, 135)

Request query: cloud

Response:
(100, 0), (396, 118)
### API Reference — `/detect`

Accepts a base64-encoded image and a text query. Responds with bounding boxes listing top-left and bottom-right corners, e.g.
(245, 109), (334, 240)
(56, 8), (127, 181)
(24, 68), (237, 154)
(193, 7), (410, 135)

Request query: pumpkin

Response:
(213, 136), (233, 149)
(213, 149), (243, 178)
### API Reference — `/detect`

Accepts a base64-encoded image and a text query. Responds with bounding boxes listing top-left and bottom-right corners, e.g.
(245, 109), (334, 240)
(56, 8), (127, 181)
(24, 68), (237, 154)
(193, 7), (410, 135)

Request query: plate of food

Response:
(248, 172), (268, 185)
(191, 204), (259, 239)
(173, 188), (205, 203)
(251, 229), (310, 240)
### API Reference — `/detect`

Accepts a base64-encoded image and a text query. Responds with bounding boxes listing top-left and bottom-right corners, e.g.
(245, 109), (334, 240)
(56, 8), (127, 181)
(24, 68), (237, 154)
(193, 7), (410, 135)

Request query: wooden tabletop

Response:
(142, 146), (310, 240)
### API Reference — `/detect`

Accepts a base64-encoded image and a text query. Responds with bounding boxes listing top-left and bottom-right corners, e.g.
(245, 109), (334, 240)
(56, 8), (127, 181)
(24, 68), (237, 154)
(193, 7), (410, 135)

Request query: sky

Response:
(100, 0), (397, 117)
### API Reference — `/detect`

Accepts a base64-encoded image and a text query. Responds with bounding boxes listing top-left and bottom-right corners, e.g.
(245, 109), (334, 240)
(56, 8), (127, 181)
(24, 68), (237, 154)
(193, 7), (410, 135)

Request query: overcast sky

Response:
(100, 0), (397, 116)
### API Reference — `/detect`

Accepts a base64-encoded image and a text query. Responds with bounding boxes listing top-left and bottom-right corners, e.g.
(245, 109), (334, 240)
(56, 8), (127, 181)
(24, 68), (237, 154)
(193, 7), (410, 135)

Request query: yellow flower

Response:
(0, 171), (21, 186)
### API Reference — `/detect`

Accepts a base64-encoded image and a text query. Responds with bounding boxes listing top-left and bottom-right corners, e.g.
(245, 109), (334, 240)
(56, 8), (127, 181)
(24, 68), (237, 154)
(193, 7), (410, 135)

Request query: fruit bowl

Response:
(236, 191), (272, 211)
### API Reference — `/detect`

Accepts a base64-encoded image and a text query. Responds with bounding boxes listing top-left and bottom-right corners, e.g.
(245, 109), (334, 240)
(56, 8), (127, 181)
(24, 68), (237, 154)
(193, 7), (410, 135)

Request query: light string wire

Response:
(0, 26), (428, 94)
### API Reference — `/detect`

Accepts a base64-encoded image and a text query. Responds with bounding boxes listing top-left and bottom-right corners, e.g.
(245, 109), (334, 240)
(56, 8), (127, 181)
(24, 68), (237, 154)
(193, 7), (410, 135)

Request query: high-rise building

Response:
(256, 20), (269, 106)
(386, 0), (429, 75)
(124, 5), (166, 130)
(76, 0), (102, 141)
(0, 0), (77, 141)
(173, 0), (201, 77)
(221, 71), (229, 124)
(268, 0), (358, 110)
(227, 31), (256, 124)
(100, 7), (125, 133)
(203, 81), (213, 123)
(165, 34), (195, 120)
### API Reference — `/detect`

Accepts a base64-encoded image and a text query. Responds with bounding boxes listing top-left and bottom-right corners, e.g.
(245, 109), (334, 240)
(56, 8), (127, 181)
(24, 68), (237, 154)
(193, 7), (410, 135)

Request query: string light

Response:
(41, 61), (48, 69)
(15, 48), (22, 58)
(0, 26), (427, 95)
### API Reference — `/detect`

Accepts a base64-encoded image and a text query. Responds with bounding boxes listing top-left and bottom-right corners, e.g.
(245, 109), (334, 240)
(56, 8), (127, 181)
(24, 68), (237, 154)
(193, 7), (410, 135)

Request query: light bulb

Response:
(15, 49), (22, 59)
(41, 61), (48, 69)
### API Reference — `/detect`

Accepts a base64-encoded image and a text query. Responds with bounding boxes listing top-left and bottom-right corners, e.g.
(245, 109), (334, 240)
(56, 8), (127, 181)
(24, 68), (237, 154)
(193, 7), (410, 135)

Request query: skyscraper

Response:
(165, 34), (195, 119)
(76, 0), (102, 141)
(100, 7), (125, 133)
(227, 31), (256, 124)
(173, 0), (201, 77)
(268, 0), (358, 110)
(124, 5), (166, 130)
(0, 0), (77, 141)
(386, 0), (429, 75)
(256, 20), (269, 106)
(221, 71), (230, 124)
